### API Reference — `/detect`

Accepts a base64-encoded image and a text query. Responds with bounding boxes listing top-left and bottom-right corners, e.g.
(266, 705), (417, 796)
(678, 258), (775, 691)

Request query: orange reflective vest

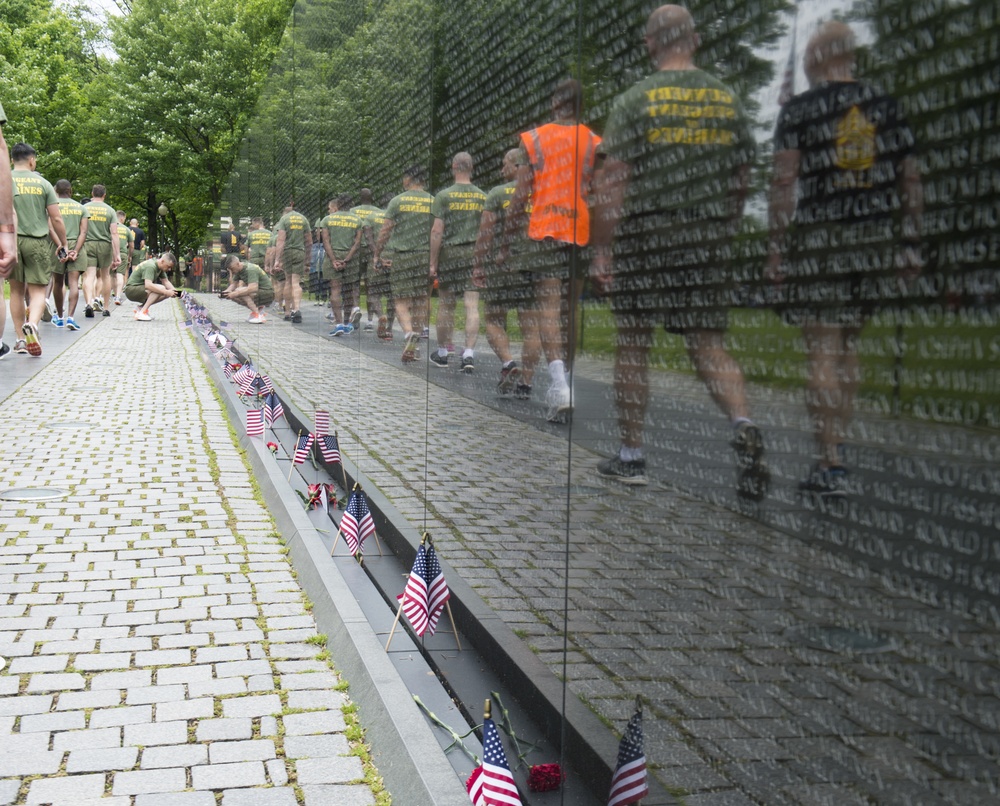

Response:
(520, 122), (601, 246)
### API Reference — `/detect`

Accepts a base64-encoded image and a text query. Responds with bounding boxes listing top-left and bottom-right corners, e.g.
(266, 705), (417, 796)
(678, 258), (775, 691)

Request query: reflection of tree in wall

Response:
(858, 0), (999, 308)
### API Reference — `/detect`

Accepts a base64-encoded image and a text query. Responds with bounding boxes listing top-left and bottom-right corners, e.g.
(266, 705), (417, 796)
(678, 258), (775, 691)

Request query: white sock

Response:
(437, 347), (448, 358)
(620, 446), (643, 462)
(731, 417), (752, 428)
(463, 348), (474, 359)
(548, 360), (566, 386)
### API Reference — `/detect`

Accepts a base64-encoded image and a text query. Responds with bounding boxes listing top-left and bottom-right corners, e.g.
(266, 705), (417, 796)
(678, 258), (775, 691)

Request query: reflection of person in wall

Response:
(219, 254), (274, 324)
(503, 79), (601, 423)
(592, 4), (768, 496)
(767, 20), (923, 497)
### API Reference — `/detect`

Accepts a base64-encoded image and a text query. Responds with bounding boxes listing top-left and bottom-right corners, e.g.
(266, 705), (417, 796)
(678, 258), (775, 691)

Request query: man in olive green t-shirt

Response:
(51, 179), (89, 330)
(273, 202), (312, 323)
(114, 210), (134, 304)
(320, 194), (363, 336)
(375, 166), (433, 363)
(429, 151), (487, 372)
(83, 184), (120, 317)
(246, 217), (271, 266)
(10, 142), (67, 356)
(125, 253), (178, 320)
(352, 188), (384, 331)
(219, 254), (274, 323)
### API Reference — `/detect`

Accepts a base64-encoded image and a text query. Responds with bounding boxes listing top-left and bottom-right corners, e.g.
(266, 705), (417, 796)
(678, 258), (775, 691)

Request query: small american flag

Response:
(259, 373), (274, 394)
(318, 434), (341, 464)
(340, 489), (376, 556)
(224, 362), (240, 380)
(292, 433), (314, 465)
(399, 543), (450, 637)
(607, 702), (648, 806)
(315, 410), (330, 436)
(467, 717), (522, 806)
(234, 363), (255, 392)
(246, 409), (264, 438)
(263, 392), (285, 426)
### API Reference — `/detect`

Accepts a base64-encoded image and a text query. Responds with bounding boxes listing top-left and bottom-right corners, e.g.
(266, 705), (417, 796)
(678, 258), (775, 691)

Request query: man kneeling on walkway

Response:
(126, 252), (178, 320)
(219, 254), (273, 323)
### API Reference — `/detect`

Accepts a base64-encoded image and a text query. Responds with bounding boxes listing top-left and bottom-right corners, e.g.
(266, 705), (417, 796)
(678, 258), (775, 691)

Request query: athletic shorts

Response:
(125, 285), (148, 303)
(389, 251), (430, 300)
(514, 237), (585, 281)
(14, 236), (53, 286)
(321, 252), (361, 286)
(116, 258), (129, 275)
(271, 268), (286, 283)
(86, 240), (115, 271)
(255, 289), (275, 308)
(611, 216), (735, 332)
(438, 243), (476, 293)
(484, 264), (536, 313)
(282, 247), (306, 276)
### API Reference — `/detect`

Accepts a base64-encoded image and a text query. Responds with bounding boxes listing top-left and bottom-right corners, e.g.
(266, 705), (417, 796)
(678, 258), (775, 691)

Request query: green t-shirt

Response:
(11, 169), (58, 239)
(247, 227), (271, 263)
(321, 210), (361, 254)
(117, 220), (133, 259)
(236, 262), (273, 292)
(83, 200), (117, 243)
(600, 69), (754, 222)
(483, 181), (524, 256)
(384, 189), (432, 253)
(431, 182), (487, 246)
(126, 259), (165, 287)
(353, 205), (383, 248)
(57, 198), (89, 245)
(277, 210), (309, 251)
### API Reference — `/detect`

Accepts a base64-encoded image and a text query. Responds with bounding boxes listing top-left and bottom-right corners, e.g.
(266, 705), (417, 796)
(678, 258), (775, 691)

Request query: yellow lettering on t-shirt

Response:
(646, 127), (734, 145)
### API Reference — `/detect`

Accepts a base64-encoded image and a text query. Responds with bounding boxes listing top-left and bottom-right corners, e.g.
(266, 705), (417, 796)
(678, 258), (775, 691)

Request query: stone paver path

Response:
(0, 303), (379, 806)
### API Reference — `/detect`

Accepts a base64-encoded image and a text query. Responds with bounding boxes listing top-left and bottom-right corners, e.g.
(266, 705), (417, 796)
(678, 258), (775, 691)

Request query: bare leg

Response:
(535, 276), (564, 364)
(485, 308), (512, 364)
(290, 274), (303, 312)
(82, 267), (98, 308)
(614, 318), (653, 449)
(65, 272), (80, 320)
(328, 278), (343, 324)
(8, 278), (26, 338)
(802, 321), (860, 465)
(394, 298), (413, 335)
(517, 305), (541, 387)
(463, 290), (479, 350)
(26, 283), (47, 328)
(100, 268), (112, 309)
(435, 287), (455, 349)
(52, 274), (65, 318)
(684, 328), (751, 422)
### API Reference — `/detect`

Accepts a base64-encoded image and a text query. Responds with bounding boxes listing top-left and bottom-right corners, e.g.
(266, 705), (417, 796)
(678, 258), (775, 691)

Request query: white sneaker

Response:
(135, 309), (152, 322)
(545, 384), (572, 423)
(350, 306), (362, 327)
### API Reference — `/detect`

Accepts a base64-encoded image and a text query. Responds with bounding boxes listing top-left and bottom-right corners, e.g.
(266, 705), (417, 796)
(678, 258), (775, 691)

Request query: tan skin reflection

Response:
(767, 21), (924, 472)
(592, 5), (755, 460)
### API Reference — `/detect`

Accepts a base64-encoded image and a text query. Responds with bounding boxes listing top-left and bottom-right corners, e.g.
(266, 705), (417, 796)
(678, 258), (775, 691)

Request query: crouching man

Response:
(126, 252), (178, 320)
(219, 254), (273, 323)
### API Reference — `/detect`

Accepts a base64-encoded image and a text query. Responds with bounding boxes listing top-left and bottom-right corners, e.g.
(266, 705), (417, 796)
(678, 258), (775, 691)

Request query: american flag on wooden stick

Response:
(340, 489), (375, 556)
(292, 433), (314, 465)
(246, 409), (264, 438)
(315, 410), (330, 436)
(263, 392), (284, 426)
(318, 434), (341, 464)
(399, 542), (450, 637)
(467, 715), (522, 806)
(607, 700), (648, 806)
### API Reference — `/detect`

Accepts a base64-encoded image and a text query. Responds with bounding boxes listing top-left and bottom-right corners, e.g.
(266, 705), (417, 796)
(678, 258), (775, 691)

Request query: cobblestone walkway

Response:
(0, 304), (379, 806)
(199, 297), (996, 806)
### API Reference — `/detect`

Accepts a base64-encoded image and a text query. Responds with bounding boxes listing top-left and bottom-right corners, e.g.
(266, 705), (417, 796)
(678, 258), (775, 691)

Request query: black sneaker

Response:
(0, 342), (10, 361)
(515, 383), (532, 400)
(461, 356), (474, 373)
(102, 309), (111, 317)
(597, 455), (648, 486)
(291, 311), (302, 323)
(498, 362), (519, 395)
(799, 464), (848, 497)
(283, 312), (291, 321)
(731, 422), (770, 501)
(429, 352), (449, 369)
(84, 305), (94, 318)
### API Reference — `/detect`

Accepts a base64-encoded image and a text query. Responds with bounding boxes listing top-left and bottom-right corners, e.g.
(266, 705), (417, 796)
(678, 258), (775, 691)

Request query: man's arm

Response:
(374, 219), (394, 263)
(429, 218), (444, 278)
(109, 221), (120, 267)
(70, 218), (88, 261)
(0, 125), (15, 275)
(47, 203), (68, 251)
(590, 155), (631, 296)
(321, 227), (335, 265)
(472, 209), (496, 289)
(766, 148), (800, 284)
(501, 163), (533, 264)
(274, 230), (286, 270)
(303, 225), (312, 256)
(345, 228), (362, 263)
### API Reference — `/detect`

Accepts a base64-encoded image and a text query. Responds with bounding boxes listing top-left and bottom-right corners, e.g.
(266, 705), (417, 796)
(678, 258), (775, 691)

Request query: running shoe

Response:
(545, 384), (571, 423)
(402, 332), (420, 363)
(22, 322), (41, 356)
(420, 327), (429, 339)
(44, 297), (56, 322)
(13, 339), (27, 355)
(799, 464), (848, 498)
(135, 309), (152, 322)
(291, 310), (302, 323)
(731, 422), (770, 501)
(0, 343), (10, 361)
(597, 455), (648, 486)
(363, 320), (374, 331)
(349, 306), (362, 327)
(93, 298), (104, 312)
(429, 352), (448, 369)
(498, 362), (520, 395)
(65, 318), (79, 331)
(103, 309), (111, 317)
(461, 356), (474, 373)
(84, 305), (94, 318)
(52, 316), (64, 328)
(115, 295), (122, 305)
(515, 383), (532, 400)
(329, 324), (345, 337)
(248, 312), (262, 323)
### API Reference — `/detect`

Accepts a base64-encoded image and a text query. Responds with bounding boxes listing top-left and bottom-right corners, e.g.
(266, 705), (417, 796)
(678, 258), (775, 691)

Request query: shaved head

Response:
(804, 20), (856, 86)
(645, 4), (698, 60)
(452, 151), (473, 176)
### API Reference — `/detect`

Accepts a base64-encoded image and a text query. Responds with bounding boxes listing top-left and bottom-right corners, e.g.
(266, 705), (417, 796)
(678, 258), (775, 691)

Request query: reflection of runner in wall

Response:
(767, 20), (923, 497)
(592, 4), (767, 496)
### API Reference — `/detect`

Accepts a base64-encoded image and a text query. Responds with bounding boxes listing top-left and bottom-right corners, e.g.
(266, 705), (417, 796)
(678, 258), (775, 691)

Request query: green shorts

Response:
(484, 263), (536, 313)
(282, 247), (306, 276)
(14, 235), (53, 285)
(270, 268), (286, 283)
(321, 252), (361, 286)
(125, 285), (148, 303)
(86, 240), (115, 271)
(116, 257), (129, 275)
(255, 289), (275, 308)
(389, 251), (430, 300)
(438, 243), (475, 293)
